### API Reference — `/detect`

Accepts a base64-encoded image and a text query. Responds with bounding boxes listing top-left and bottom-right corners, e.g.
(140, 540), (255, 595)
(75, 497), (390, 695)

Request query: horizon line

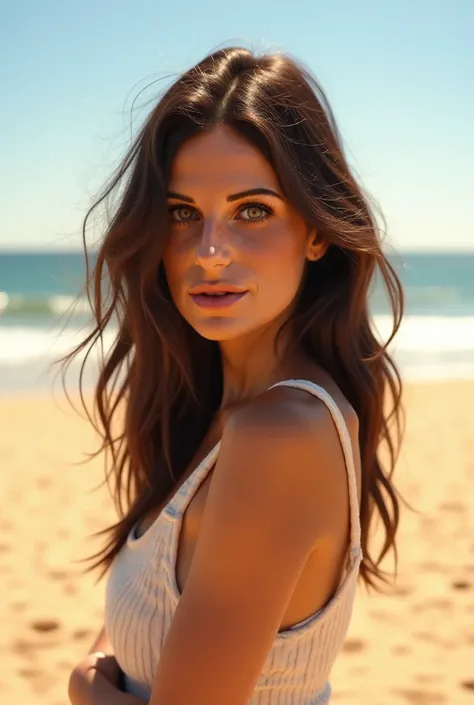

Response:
(1, 244), (474, 254)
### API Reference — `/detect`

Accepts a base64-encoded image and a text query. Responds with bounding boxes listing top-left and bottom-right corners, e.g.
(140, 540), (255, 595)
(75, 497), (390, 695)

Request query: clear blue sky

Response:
(2, 0), (473, 251)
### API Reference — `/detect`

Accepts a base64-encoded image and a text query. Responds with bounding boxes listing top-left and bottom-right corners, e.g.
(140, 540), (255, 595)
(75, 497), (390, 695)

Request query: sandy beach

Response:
(1, 379), (473, 705)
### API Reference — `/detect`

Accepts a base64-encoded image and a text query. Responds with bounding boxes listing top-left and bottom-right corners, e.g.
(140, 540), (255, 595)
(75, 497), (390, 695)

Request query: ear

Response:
(305, 229), (328, 262)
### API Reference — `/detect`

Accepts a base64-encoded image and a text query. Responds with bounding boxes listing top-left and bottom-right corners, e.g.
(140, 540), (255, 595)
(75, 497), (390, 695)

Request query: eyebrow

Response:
(166, 187), (283, 203)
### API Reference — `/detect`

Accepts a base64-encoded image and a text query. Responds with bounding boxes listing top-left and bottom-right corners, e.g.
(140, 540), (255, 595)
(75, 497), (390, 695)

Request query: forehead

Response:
(168, 125), (280, 193)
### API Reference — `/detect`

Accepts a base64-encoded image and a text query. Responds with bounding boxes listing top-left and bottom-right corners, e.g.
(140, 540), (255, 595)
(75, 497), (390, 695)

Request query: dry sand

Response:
(0, 380), (473, 704)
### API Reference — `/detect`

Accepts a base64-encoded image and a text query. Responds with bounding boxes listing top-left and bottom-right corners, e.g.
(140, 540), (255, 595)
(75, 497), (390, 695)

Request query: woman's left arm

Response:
(148, 397), (348, 705)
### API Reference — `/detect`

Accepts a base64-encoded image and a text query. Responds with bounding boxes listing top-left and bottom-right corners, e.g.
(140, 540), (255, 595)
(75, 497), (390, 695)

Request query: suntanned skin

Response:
(72, 126), (361, 705)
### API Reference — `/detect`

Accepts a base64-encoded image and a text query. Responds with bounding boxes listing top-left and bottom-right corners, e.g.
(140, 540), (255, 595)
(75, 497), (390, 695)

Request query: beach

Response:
(1, 379), (473, 705)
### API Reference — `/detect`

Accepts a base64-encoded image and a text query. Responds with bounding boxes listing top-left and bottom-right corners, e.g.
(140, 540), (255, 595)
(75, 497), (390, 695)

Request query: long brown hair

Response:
(61, 46), (404, 590)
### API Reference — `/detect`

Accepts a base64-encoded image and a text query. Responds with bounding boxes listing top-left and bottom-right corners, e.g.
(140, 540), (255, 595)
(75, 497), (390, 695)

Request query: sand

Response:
(0, 380), (473, 705)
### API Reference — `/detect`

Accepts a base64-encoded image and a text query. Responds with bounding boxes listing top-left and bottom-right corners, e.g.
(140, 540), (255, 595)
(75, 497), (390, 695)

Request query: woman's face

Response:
(162, 125), (323, 342)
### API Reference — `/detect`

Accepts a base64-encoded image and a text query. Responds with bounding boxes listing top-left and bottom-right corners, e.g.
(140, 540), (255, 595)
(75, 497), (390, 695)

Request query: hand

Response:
(68, 651), (124, 704)
(87, 651), (122, 686)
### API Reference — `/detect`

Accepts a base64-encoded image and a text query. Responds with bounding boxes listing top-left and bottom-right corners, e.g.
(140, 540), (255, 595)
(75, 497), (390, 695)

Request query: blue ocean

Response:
(0, 250), (473, 393)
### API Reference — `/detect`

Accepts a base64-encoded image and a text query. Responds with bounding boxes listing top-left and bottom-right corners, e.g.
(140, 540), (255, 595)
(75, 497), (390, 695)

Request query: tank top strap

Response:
(268, 379), (361, 557)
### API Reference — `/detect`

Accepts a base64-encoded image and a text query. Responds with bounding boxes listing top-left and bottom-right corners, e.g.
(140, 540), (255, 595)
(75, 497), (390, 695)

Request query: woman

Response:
(66, 46), (404, 705)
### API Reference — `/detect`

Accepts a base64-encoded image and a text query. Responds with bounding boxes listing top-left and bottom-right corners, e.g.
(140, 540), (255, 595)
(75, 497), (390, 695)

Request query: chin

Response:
(189, 311), (288, 344)
(189, 317), (255, 342)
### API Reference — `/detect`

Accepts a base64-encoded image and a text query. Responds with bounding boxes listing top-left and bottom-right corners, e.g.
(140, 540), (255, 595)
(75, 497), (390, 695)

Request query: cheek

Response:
(247, 237), (306, 318)
(251, 227), (307, 279)
(162, 241), (188, 293)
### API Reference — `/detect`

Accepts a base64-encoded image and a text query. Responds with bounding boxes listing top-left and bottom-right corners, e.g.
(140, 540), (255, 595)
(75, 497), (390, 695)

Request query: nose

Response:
(194, 221), (232, 271)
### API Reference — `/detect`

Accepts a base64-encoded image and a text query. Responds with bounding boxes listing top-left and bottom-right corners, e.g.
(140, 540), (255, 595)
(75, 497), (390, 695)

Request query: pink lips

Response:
(190, 291), (248, 309)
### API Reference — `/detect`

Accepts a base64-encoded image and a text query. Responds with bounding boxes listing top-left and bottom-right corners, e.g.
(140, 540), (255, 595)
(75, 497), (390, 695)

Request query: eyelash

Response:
(168, 201), (275, 227)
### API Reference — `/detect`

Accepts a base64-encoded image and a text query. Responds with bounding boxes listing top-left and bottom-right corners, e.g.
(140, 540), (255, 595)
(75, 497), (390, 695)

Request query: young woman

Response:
(66, 46), (404, 705)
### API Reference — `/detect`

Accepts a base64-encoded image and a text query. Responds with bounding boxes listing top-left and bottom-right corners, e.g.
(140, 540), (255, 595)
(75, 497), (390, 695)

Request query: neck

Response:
(218, 314), (303, 411)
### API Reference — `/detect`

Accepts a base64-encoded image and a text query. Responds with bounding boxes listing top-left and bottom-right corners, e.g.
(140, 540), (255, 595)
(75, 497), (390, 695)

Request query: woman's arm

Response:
(147, 394), (349, 705)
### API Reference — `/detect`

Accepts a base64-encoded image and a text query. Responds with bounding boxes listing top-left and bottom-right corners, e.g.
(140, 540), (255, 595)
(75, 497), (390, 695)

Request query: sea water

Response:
(0, 250), (473, 394)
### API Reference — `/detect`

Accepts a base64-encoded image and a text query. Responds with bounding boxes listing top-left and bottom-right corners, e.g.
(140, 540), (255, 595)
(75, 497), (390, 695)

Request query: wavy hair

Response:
(61, 46), (405, 590)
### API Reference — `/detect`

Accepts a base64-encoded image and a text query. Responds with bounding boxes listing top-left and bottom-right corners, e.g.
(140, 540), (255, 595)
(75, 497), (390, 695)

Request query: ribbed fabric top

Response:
(104, 380), (362, 703)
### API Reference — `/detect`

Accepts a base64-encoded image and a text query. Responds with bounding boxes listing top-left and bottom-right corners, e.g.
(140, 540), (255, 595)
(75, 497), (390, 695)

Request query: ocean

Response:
(0, 250), (473, 394)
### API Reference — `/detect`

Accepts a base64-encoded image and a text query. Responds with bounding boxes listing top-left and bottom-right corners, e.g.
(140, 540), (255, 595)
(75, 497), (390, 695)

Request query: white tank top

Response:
(104, 379), (363, 703)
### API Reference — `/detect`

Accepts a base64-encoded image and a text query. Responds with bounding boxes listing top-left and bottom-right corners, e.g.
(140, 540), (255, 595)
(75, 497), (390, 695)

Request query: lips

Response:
(189, 283), (247, 296)
(189, 285), (248, 310)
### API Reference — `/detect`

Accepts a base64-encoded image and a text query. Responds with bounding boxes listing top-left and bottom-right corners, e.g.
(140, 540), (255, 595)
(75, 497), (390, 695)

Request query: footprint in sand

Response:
(392, 644), (411, 656)
(413, 632), (435, 643)
(392, 688), (446, 704)
(342, 638), (366, 654)
(13, 636), (60, 658)
(369, 609), (399, 624)
(58, 660), (73, 670)
(420, 516), (436, 531)
(72, 628), (94, 641)
(393, 585), (413, 597)
(30, 619), (60, 633)
(413, 598), (453, 613)
(12, 638), (34, 657)
(451, 580), (471, 591)
(36, 476), (52, 490)
(418, 561), (447, 574)
(350, 666), (369, 676)
(427, 598), (451, 610)
(18, 667), (41, 679)
(48, 569), (69, 581)
(415, 674), (442, 685)
(438, 501), (465, 513)
(12, 601), (28, 613)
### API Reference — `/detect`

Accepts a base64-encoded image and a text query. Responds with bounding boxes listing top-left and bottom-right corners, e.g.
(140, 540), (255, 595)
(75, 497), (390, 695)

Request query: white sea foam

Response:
(0, 326), (117, 365)
(0, 316), (473, 389)
(373, 315), (474, 352)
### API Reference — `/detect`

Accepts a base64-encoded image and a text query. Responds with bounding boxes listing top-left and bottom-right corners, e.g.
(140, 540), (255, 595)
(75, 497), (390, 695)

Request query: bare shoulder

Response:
(215, 381), (359, 544)
(228, 381), (358, 435)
